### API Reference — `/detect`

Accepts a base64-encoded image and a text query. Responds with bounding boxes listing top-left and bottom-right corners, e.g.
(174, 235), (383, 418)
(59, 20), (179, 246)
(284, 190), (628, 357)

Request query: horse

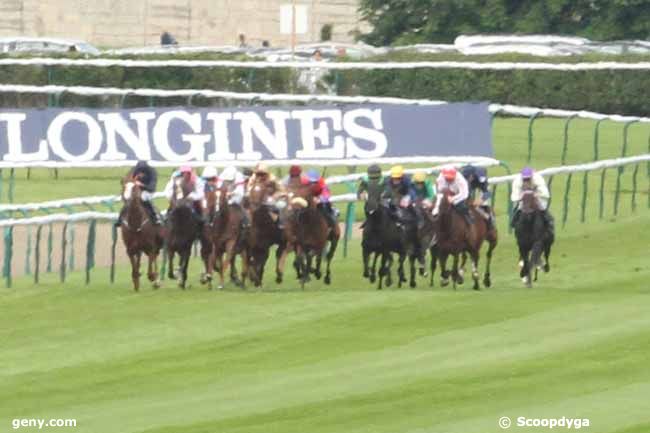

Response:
(434, 190), (496, 290)
(165, 176), (201, 289)
(245, 184), (285, 287)
(207, 183), (249, 289)
(514, 188), (554, 288)
(361, 184), (411, 290)
(416, 205), (439, 288)
(277, 185), (340, 289)
(120, 178), (164, 291)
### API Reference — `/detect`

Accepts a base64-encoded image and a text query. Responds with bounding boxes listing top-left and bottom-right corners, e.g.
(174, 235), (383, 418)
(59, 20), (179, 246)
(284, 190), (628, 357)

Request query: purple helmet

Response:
(306, 169), (321, 183)
(521, 167), (534, 179)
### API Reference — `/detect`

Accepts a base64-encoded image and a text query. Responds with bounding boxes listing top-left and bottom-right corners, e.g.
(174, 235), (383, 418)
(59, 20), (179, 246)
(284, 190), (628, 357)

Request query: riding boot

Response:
(482, 205), (494, 230)
(143, 201), (161, 225)
(114, 205), (126, 227)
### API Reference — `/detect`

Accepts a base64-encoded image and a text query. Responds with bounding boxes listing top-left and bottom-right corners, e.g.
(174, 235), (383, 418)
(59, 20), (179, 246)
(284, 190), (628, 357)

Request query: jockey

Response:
(305, 169), (338, 229)
(219, 165), (250, 228)
(247, 162), (287, 227)
(511, 166), (554, 232)
(382, 165), (417, 226)
(357, 164), (384, 200)
(282, 164), (308, 189)
(200, 166), (219, 193)
(461, 164), (494, 229)
(164, 165), (205, 222)
(412, 171), (435, 228)
(115, 160), (161, 227)
(433, 166), (472, 225)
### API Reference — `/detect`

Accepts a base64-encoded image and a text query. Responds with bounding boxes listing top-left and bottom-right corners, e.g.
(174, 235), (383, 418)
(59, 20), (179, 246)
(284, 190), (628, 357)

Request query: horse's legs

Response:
(324, 236), (338, 286)
(147, 252), (161, 289)
(167, 248), (176, 280)
(369, 252), (379, 283)
(409, 254), (417, 289)
(439, 252), (450, 287)
(362, 246), (370, 279)
(543, 239), (552, 273)
(451, 254), (460, 290)
(239, 249), (248, 289)
(459, 252), (467, 279)
(377, 252), (388, 290)
(221, 240), (237, 289)
(518, 243), (532, 288)
(314, 252), (323, 280)
(470, 250), (481, 291)
(200, 235), (212, 284)
(429, 246), (437, 287)
(178, 249), (191, 289)
(276, 244), (291, 284)
(483, 238), (496, 288)
(397, 253), (407, 288)
(129, 252), (141, 291)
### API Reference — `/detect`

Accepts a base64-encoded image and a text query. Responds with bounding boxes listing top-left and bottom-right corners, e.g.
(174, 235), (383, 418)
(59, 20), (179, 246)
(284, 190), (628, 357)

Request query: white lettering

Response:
(153, 110), (209, 161)
(343, 109), (388, 158)
(0, 113), (49, 161)
(234, 111), (289, 160)
(98, 112), (155, 160)
(48, 112), (102, 162)
(293, 110), (345, 159)
(206, 112), (235, 161)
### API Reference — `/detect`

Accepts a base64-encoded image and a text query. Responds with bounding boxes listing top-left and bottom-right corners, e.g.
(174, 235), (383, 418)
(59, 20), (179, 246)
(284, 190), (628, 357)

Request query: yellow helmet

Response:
(255, 163), (269, 174)
(413, 171), (427, 183)
(390, 165), (404, 179)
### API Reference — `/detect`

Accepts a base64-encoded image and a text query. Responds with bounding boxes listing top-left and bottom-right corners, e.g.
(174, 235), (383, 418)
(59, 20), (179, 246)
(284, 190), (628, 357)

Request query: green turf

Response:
(0, 117), (649, 433)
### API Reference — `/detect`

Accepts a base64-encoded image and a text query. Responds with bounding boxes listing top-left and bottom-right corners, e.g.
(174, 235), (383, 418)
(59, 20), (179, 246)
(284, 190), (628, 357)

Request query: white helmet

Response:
(201, 166), (218, 179)
(220, 166), (238, 182)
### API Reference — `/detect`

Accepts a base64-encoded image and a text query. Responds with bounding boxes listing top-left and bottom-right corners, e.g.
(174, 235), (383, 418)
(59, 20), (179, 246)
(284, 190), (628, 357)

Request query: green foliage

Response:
(358, 0), (650, 45)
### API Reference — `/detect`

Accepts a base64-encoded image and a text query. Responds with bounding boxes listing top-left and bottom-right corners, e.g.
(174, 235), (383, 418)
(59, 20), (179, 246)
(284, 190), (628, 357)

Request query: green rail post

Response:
(47, 222), (53, 273)
(19, 210), (32, 275)
(562, 173), (573, 228)
(593, 119), (606, 161)
(527, 112), (541, 164)
(110, 223), (118, 284)
(342, 166), (357, 258)
(85, 219), (96, 285)
(560, 115), (578, 166)
(60, 222), (68, 283)
(63, 205), (75, 271)
(614, 120), (638, 216)
(647, 133), (650, 209)
(631, 163), (640, 213)
(186, 94), (194, 107)
(160, 238), (167, 281)
(580, 171), (589, 223)
(599, 169), (607, 220)
(34, 225), (42, 284)
(8, 168), (15, 203)
(3, 226), (13, 288)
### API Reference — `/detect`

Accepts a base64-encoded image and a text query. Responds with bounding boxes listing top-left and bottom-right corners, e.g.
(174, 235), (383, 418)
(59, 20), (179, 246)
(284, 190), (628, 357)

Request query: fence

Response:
(1, 154), (648, 288)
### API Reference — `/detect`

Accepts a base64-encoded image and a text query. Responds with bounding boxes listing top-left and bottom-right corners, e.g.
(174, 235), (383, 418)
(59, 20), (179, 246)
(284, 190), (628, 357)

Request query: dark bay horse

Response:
(246, 185), (285, 287)
(514, 188), (554, 288)
(166, 176), (201, 289)
(277, 186), (340, 289)
(207, 184), (248, 289)
(435, 190), (497, 290)
(120, 178), (164, 291)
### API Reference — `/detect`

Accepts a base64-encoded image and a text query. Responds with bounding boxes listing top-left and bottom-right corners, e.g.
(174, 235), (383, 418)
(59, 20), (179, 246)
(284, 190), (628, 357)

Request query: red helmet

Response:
(442, 167), (457, 181)
(289, 165), (302, 177)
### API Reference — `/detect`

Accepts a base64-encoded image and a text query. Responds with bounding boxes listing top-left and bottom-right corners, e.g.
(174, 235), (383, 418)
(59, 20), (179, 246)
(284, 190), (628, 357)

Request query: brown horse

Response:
(166, 176), (201, 289)
(434, 190), (497, 290)
(120, 178), (164, 291)
(207, 183), (249, 289)
(277, 185), (340, 289)
(246, 184), (285, 287)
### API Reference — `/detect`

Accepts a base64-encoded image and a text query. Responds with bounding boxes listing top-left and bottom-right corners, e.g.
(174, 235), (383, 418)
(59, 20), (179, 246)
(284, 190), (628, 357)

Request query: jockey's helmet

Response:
(255, 163), (269, 175)
(179, 165), (193, 177)
(306, 169), (321, 183)
(289, 165), (302, 177)
(221, 166), (237, 182)
(390, 165), (404, 179)
(521, 167), (534, 179)
(201, 166), (218, 179)
(413, 172), (427, 183)
(367, 164), (382, 179)
(442, 166), (457, 181)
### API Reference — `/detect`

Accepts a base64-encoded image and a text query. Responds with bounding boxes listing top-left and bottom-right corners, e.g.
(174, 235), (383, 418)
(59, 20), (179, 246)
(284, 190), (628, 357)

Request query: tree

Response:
(358, 0), (650, 46)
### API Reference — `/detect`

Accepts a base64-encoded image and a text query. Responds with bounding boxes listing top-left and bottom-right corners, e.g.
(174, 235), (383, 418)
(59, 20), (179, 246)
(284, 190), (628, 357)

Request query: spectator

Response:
(160, 31), (177, 46)
(312, 49), (323, 61)
(262, 40), (270, 48)
(238, 33), (249, 48)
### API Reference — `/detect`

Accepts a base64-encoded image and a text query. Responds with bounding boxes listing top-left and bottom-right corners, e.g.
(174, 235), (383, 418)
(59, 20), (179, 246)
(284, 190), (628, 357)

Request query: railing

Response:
(1, 155), (647, 288)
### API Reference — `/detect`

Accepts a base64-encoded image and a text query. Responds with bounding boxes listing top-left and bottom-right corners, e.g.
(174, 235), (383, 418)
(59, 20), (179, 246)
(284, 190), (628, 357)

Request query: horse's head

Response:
(170, 176), (194, 208)
(247, 183), (268, 211)
(122, 178), (143, 204)
(520, 186), (540, 214)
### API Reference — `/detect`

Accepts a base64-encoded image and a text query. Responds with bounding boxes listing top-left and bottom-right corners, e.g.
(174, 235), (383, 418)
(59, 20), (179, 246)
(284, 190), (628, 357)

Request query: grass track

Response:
(0, 117), (649, 433)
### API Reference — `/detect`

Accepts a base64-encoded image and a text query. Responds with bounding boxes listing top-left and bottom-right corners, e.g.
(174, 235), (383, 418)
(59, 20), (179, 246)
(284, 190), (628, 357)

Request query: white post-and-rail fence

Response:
(1, 154), (648, 288)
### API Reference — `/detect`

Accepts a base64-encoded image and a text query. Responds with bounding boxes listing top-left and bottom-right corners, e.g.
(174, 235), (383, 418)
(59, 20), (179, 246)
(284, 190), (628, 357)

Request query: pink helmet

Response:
(179, 165), (192, 174)
(442, 167), (457, 181)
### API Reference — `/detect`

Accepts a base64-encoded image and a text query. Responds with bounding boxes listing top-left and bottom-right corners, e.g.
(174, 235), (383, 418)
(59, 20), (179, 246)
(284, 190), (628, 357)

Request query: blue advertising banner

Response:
(0, 102), (491, 164)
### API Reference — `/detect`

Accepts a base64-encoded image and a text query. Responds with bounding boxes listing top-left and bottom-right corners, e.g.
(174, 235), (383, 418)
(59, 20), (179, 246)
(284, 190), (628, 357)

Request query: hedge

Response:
(1, 51), (650, 115)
